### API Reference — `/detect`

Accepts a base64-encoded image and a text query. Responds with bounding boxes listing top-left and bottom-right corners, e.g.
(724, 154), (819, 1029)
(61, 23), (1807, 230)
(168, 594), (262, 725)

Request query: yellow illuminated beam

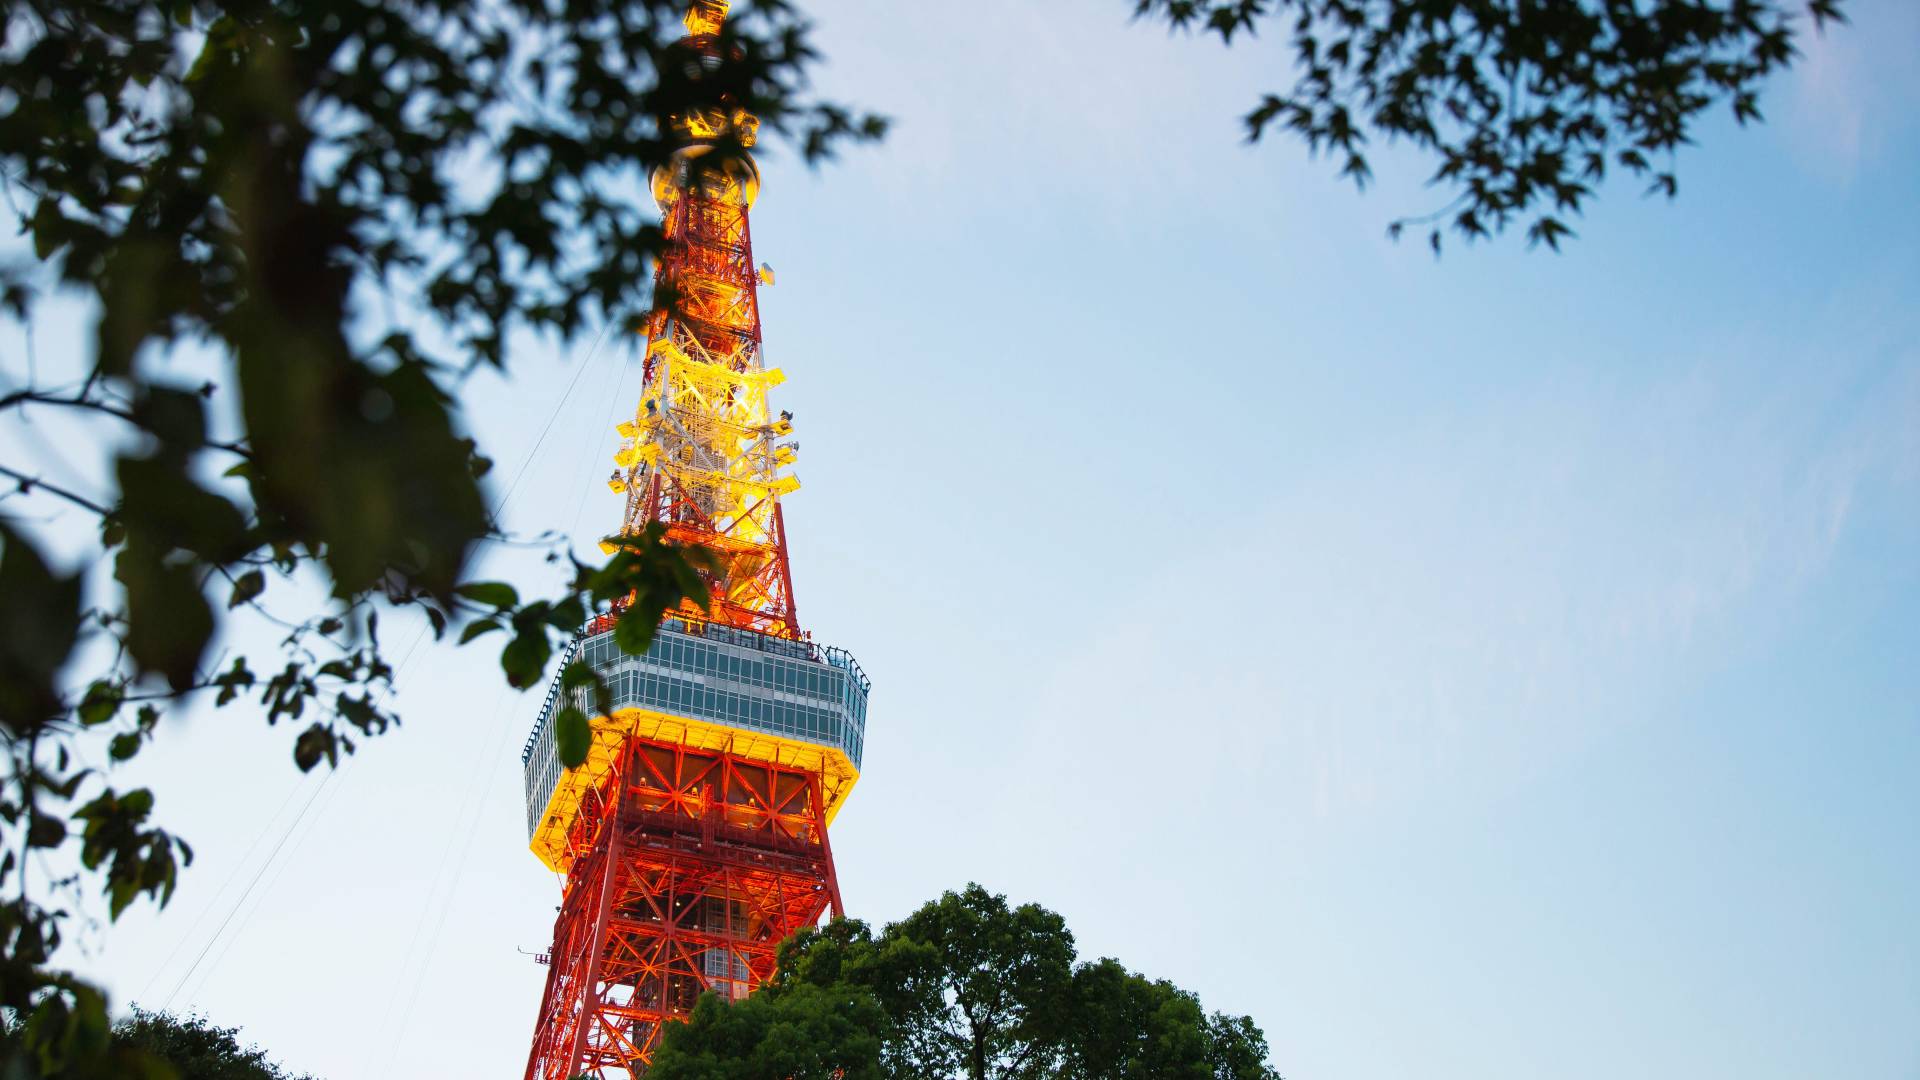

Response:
(529, 707), (861, 873)
(684, 0), (728, 36)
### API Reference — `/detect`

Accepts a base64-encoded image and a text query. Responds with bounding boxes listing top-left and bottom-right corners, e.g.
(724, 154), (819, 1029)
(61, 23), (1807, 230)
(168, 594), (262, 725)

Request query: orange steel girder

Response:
(652, 194), (761, 350)
(628, 186), (799, 640)
(522, 740), (841, 1079)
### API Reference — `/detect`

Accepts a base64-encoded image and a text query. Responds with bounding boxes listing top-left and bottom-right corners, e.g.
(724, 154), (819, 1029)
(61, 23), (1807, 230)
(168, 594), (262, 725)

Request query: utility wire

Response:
(177, 760), (352, 1008)
(374, 682), (522, 1078)
(363, 680), (510, 1075)
(132, 768), (313, 1007)
(568, 333), (635, 551)
(152, 321), (617, 1017)
(159, 769), (332, 1011)
(367, 331), (622, 1072)
(156, 620), (429, 1010)
(494, 320), (616, 517)
(366, 328), (622, 1068)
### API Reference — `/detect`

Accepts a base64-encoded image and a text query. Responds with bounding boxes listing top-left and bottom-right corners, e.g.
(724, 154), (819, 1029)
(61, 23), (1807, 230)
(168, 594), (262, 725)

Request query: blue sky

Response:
(42, 1), (1920, 1078)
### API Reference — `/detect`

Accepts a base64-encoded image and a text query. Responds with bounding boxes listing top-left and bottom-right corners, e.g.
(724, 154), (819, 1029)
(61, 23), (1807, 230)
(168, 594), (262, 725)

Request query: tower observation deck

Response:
(519, 4), (870, 1074)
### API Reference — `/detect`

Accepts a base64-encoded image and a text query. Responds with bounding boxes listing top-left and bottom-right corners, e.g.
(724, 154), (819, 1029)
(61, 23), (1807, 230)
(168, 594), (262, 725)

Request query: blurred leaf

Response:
(292, 723), (334, 772)
(132, 384), (208, 451)
(238, 348), (489, 601)
(555, 706), (590, 768)
(213, 658), (255, 706)
(116, 454), (249, 562)
(227, 569), (266, 609)
(0, 523), (83, 732)
(77, 681), (124, 727)
(614, 605), (660, 657)
(95, 238), (173, 377)
(455, 581), (518, 609)
(27, 815), (66, 848)
(72, 786), (175, 920)
(500, 631), (551, 689)
(545, 596), (587, 631)
(561, 660), (597, 690)
(114, 539), (215, 692)
(458, 618), (503, 644)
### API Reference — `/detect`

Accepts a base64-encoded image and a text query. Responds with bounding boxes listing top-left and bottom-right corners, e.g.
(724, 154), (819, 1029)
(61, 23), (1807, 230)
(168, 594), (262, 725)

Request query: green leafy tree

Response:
(110, 1008), (318, 1080)
(645, 981), (888, 1080)
(2, 1007), (312, 1079)
(649, 884), (1283, 1080)
(1067, 958), (1277, 1080)
(1134, 0), (1848, 250)
(0, 1), (878, 1075)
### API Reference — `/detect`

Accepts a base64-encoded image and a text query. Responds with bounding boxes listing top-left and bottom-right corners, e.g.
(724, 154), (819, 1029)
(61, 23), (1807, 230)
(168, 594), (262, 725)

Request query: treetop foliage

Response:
(1135, 0), (1848, 250)
(2, 1007), (315, 1080)
(649, 884), (1284, 1080)
(109, 1008), (318, 1080)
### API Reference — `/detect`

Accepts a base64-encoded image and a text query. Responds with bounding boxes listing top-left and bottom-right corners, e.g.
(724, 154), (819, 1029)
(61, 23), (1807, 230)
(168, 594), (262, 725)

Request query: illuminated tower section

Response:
(519, 4), (869, 1076)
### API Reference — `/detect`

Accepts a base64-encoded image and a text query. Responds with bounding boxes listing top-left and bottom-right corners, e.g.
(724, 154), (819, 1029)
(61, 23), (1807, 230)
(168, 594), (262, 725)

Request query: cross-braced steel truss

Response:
(522, 739), (842, 1079)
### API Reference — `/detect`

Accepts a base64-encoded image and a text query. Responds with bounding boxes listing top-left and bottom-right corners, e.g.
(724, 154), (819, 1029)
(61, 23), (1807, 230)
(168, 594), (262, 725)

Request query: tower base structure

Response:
(521, 617), (868, 1078)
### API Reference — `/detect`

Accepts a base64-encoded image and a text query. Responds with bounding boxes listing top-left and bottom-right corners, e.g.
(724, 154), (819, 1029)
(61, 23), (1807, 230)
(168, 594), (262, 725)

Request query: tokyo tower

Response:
(518, 2), (870, 1074)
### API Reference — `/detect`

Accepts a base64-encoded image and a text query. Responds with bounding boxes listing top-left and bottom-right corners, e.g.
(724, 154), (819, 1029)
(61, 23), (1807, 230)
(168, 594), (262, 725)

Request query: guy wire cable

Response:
(152, 323), (618, 1011)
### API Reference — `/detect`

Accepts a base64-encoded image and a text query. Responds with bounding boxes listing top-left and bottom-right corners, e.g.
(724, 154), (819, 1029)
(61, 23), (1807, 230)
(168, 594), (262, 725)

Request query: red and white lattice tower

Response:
(518, 4), (870, 1074)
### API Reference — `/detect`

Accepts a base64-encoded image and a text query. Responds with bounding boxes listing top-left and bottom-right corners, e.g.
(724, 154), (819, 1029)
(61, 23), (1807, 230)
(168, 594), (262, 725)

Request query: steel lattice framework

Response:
(524, 741), (841, 1073)
(521, 3), (865, 1076)
(608, 2), (796, 640)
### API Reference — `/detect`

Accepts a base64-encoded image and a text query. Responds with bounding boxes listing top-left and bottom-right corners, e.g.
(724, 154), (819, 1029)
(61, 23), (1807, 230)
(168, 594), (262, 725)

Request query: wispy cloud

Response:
(1011, 345), (1918, 834)
(1780, 0), (1920, 185)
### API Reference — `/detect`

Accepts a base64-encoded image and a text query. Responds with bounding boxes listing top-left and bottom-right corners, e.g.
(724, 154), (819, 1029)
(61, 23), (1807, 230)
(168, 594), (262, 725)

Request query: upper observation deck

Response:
(521, 616), (870, 870)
